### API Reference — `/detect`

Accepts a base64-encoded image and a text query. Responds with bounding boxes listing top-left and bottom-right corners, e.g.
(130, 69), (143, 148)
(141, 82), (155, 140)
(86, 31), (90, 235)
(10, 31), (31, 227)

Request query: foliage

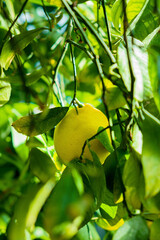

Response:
(0, 0), (160, 239)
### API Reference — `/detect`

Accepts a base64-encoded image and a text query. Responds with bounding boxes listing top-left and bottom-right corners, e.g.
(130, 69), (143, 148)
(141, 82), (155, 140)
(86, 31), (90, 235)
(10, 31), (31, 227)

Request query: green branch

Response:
(80, 120), (126, 159)
(121, 0), (135, 114)
(66, 39), (94, 60)
(73, 5), (116, 63)
(101, 0), (112, 51)
(41, 0), (52, 31)
(69, 43), (77, 107)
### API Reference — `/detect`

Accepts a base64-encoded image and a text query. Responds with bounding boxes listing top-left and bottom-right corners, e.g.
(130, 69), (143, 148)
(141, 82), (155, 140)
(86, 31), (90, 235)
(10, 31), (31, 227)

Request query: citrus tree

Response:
(0, 0), (160, 239)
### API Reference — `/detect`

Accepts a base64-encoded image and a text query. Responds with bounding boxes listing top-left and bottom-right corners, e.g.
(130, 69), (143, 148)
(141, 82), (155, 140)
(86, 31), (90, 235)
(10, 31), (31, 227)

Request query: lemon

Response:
(54, 104), (110, 165)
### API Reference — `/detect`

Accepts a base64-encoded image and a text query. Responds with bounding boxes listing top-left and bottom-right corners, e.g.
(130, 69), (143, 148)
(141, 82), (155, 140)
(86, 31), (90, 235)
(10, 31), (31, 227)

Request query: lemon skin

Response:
(54, 104), (110, 165)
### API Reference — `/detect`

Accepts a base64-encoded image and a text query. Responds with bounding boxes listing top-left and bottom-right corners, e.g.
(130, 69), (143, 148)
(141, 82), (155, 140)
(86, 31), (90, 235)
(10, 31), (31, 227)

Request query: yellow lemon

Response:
(54, 104), (110, 165)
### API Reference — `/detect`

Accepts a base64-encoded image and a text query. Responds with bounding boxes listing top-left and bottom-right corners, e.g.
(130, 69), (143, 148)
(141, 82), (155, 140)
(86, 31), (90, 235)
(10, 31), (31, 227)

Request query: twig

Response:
(80, 120), (126, 159)
(101, 0), (112, 50)
(72, 5), (116, 63)
(52, 42), (69, 86)
(66, 39), (94, 60)
(69, 43), (77, 107)
(121, 0), (135, 114)
(1, 0), (29, 49)
(97, 0), (100, 33)
(62, 0), (114, 144)
(41, 0), (52, 31)
(52, 18), (73, 86)
(51, 19), (73, 105)
(116, 109), (124, 136)
(61, 0), (95, 55)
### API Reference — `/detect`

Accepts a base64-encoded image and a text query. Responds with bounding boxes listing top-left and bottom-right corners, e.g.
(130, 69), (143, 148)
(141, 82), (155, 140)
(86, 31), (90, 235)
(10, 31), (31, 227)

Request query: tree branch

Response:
(101, 0), (112, 51)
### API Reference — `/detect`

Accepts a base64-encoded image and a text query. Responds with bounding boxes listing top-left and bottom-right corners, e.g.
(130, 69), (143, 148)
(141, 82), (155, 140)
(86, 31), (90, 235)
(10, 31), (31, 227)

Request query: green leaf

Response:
(103, 147), (126, 193)
(72, 222), (100, 240)
(0, 27), (8, 48)
(0, 67), (50, 86)
(100, 203), (118, 219)
(66, 82), (96, 95)
(12, 107), (69, 137)
(141, 110), (160, 198)
(96, 127), (114, 153)
(0, 28), (44, 70)
(143, 26), (160, 48)
(113, 216), (149, 240)
(126, 0), (147, 23)
(129, 0), (160, 41)
(71, 159), (107, 208)
(29, 148), (56, 182)
(99, 202), (125, 228)
(143, 192), (160, 214)
(131, 123), (143, 155)
(112, 0), (123, 29)
(11, 128), (29, 161)
(30, 0), (63, 7)
(26, 137), (45, 148)
(43, 167), (92, 239)
(150, 219), (160, 240)
(105, 86), (127, 111)
(0, 81), (11, 107)
(147, 30), (160, 113)
(117, 37), (153, 101)
(123, 153), (141, 210)
(7, 180), (55, 240)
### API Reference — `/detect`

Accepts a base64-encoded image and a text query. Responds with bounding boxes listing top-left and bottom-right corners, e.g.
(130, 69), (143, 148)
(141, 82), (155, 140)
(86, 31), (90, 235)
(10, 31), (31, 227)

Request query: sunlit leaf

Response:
(118, 37), (153, 101)
(112, 0), (123, 29)
(141, 110), (160, 198)
(11, 127), (29, 161)
(129, 0), (160, 41)
(7, 180), (55, 240)
(105, 86), (127, 110)
(131, 123), (143, 155)
(12, 107), (69, 137)
(123, 153), (141, 210)
(0, 81), (11, 107)
(147, 29), (160, 113)
(0, 28), (44, 70)
(100, 203), (118, 219)
(30, 0), (63, 7)
(126, 0), (147, 23)
(96, 217), (124, 231)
